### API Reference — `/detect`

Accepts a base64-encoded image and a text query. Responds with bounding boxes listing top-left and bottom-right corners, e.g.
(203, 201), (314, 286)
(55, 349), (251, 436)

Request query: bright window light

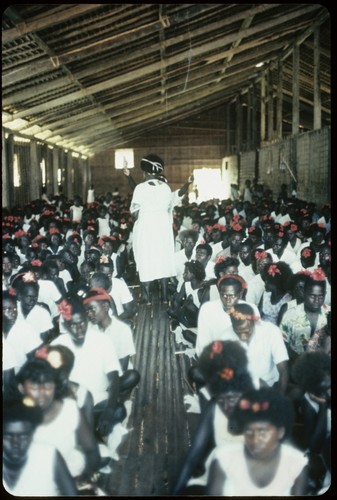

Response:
(40, 158), (46, 186)
(115, 149), (134, 169)
(13, 154), (21, 187)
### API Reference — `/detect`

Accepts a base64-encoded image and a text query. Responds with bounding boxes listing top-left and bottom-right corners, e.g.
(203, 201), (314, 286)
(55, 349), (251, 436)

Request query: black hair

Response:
(198, 340), (254, 396)
(230, 387), (295, 437)
(214, 257), (240, 279)
(184, 260), (206, 281)
(3, 398), (43, 428)
(90, 271), (112, 291)
(292, 351), (331, 394)
(196, 243), (213, 257)
(16, 358), (64, 400)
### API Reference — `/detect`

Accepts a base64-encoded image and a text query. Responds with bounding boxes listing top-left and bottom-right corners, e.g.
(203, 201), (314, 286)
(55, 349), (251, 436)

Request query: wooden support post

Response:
(30, 139), (41, 200)
(292, 46), (300, 135)
(276, 61), (283, 139)
(313, 27), (321, 130)
(260, 74), (266, 142)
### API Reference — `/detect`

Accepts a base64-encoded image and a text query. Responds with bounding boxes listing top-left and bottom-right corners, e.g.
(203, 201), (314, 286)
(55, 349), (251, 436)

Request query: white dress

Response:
(3, 442), (60, 496)
(33, 398), (85, 478)
(130, 179), (176, 281)
(212, 441), (307, 496)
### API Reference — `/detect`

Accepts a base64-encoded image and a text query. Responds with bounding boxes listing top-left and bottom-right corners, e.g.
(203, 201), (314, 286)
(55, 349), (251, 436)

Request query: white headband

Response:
(141, 158), (163, 172)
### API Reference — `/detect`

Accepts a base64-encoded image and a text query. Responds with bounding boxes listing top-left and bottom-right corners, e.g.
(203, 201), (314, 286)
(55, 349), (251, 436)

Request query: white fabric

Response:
(174, 249), (196, 290)
(38, 279), (62, 318)
(245, 273), (265, 306)
(238, 320), (289, 386)
(270, 248), (297, 265)
(238, 262), (255, 283)
(130, 179), (176, 281)
(212, 442), (307, 496)
(59, 268), (72, 289)
(90, 317), (136, 362)
(17, 303), (53, 338)
(70, 205), (83, 222)
(4, 442), (60, 496)
(97, 216), (111, 237)
(51, 329), (122, 405)
(109, 277), (134, 315)
(4, 319), (42, 372)
(196, 299), (259, 357)
(33, 398), (85, 478)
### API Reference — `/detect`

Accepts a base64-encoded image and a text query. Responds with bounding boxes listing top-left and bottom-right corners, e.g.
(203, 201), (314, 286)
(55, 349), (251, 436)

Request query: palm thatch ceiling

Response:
(2, 3), (330, 157)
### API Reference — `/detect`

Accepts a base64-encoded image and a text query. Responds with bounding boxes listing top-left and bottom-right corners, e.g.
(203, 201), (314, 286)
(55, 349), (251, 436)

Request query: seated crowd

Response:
(2, 184), (331, 495)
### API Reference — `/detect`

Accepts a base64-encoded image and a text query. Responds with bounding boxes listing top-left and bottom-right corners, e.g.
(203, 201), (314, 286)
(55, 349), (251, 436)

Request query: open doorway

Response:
(191, 167), (230, 203)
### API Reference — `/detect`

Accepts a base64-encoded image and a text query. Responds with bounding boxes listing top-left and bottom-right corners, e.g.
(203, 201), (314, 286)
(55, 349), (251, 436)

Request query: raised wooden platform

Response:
(99, 286), (199, 496)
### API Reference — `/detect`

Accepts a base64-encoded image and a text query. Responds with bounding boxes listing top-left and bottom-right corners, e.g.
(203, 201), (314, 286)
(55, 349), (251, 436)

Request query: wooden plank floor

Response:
(98, 284), (199, 496)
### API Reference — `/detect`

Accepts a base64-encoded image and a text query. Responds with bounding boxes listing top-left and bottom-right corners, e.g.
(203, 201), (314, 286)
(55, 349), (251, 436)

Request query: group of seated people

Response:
(2, 185), (331, 495)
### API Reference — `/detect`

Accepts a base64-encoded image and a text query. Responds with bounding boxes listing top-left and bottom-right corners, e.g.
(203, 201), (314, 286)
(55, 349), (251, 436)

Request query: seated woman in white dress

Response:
(173, 340), (255, 495)
(206, 387), (308, 496)
(3, 398), (78, 496)
(15, 351), (100, 485)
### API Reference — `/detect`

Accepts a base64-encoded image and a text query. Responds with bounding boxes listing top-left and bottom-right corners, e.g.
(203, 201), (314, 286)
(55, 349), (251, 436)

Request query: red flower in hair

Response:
(206, 225), (213, 235)
(302, 248), (311, 258)
(277, 231), (284, 238)
(255, 250), (268, 260)
(290, 224), (298, 232)
(215, 256), (226, 264)
(14, 230), (28, 239)
(267, 264), (281, 277)
(239, 399), (251, 410)
(31, 259), (42, 267)
(9, 288), (16, 296)
(22, 271), (36, 283)
(57, 299), (73, 321)
(87, 226), (96, 231)
(248, 226), (255, 233)
(251, 403), (261, 412)
(3, 233), (12, 239)
(218, 368), (234, 380)
(98, 238), (104, 246)
(310, 268), (326, 282)
(212, 223), (226, 232)
(35, 346), (49, 360)
(32, 242), (39, 248)
(210, 341), (223, 359)
(232, 223), (243, 232)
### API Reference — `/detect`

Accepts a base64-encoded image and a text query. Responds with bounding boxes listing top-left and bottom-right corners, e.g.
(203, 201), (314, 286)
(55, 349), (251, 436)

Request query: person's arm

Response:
(177, 175), (194, 197)
(275, 359), (289, 395)
(173, 400), (215, 495)
(97, 370), (120, 437)
(206, 457), (226, 495)
(75, 409), (100, 477)
(118, 299), (138, 321)
(118, 355), (129, 373)
(123, 168), (137, 190)
(54, 449), (79, 495)
(290, 465), (309, 495)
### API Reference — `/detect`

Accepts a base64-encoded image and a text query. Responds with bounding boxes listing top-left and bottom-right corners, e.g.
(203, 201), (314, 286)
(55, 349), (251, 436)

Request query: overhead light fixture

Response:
(255, 62), (264, 68)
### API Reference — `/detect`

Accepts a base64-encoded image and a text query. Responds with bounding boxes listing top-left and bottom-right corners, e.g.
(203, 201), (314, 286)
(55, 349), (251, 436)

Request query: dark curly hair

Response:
(261, 261), (293, 294)
(184, 260), (206, 281)
(292, 351), (331, 394)
(16, 358), (64, 400)
(4, 398), (43, 427)
(214, 257), (240, 279)
(198, 340), (254, 396)
(230, 387), (295, 437)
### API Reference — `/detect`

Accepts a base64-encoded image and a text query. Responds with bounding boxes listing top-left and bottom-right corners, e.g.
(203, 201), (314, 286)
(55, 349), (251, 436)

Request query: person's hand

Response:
(96, 407), (115, 437)
(123, 168), (130, 177)
(188, 174), (194, 184)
